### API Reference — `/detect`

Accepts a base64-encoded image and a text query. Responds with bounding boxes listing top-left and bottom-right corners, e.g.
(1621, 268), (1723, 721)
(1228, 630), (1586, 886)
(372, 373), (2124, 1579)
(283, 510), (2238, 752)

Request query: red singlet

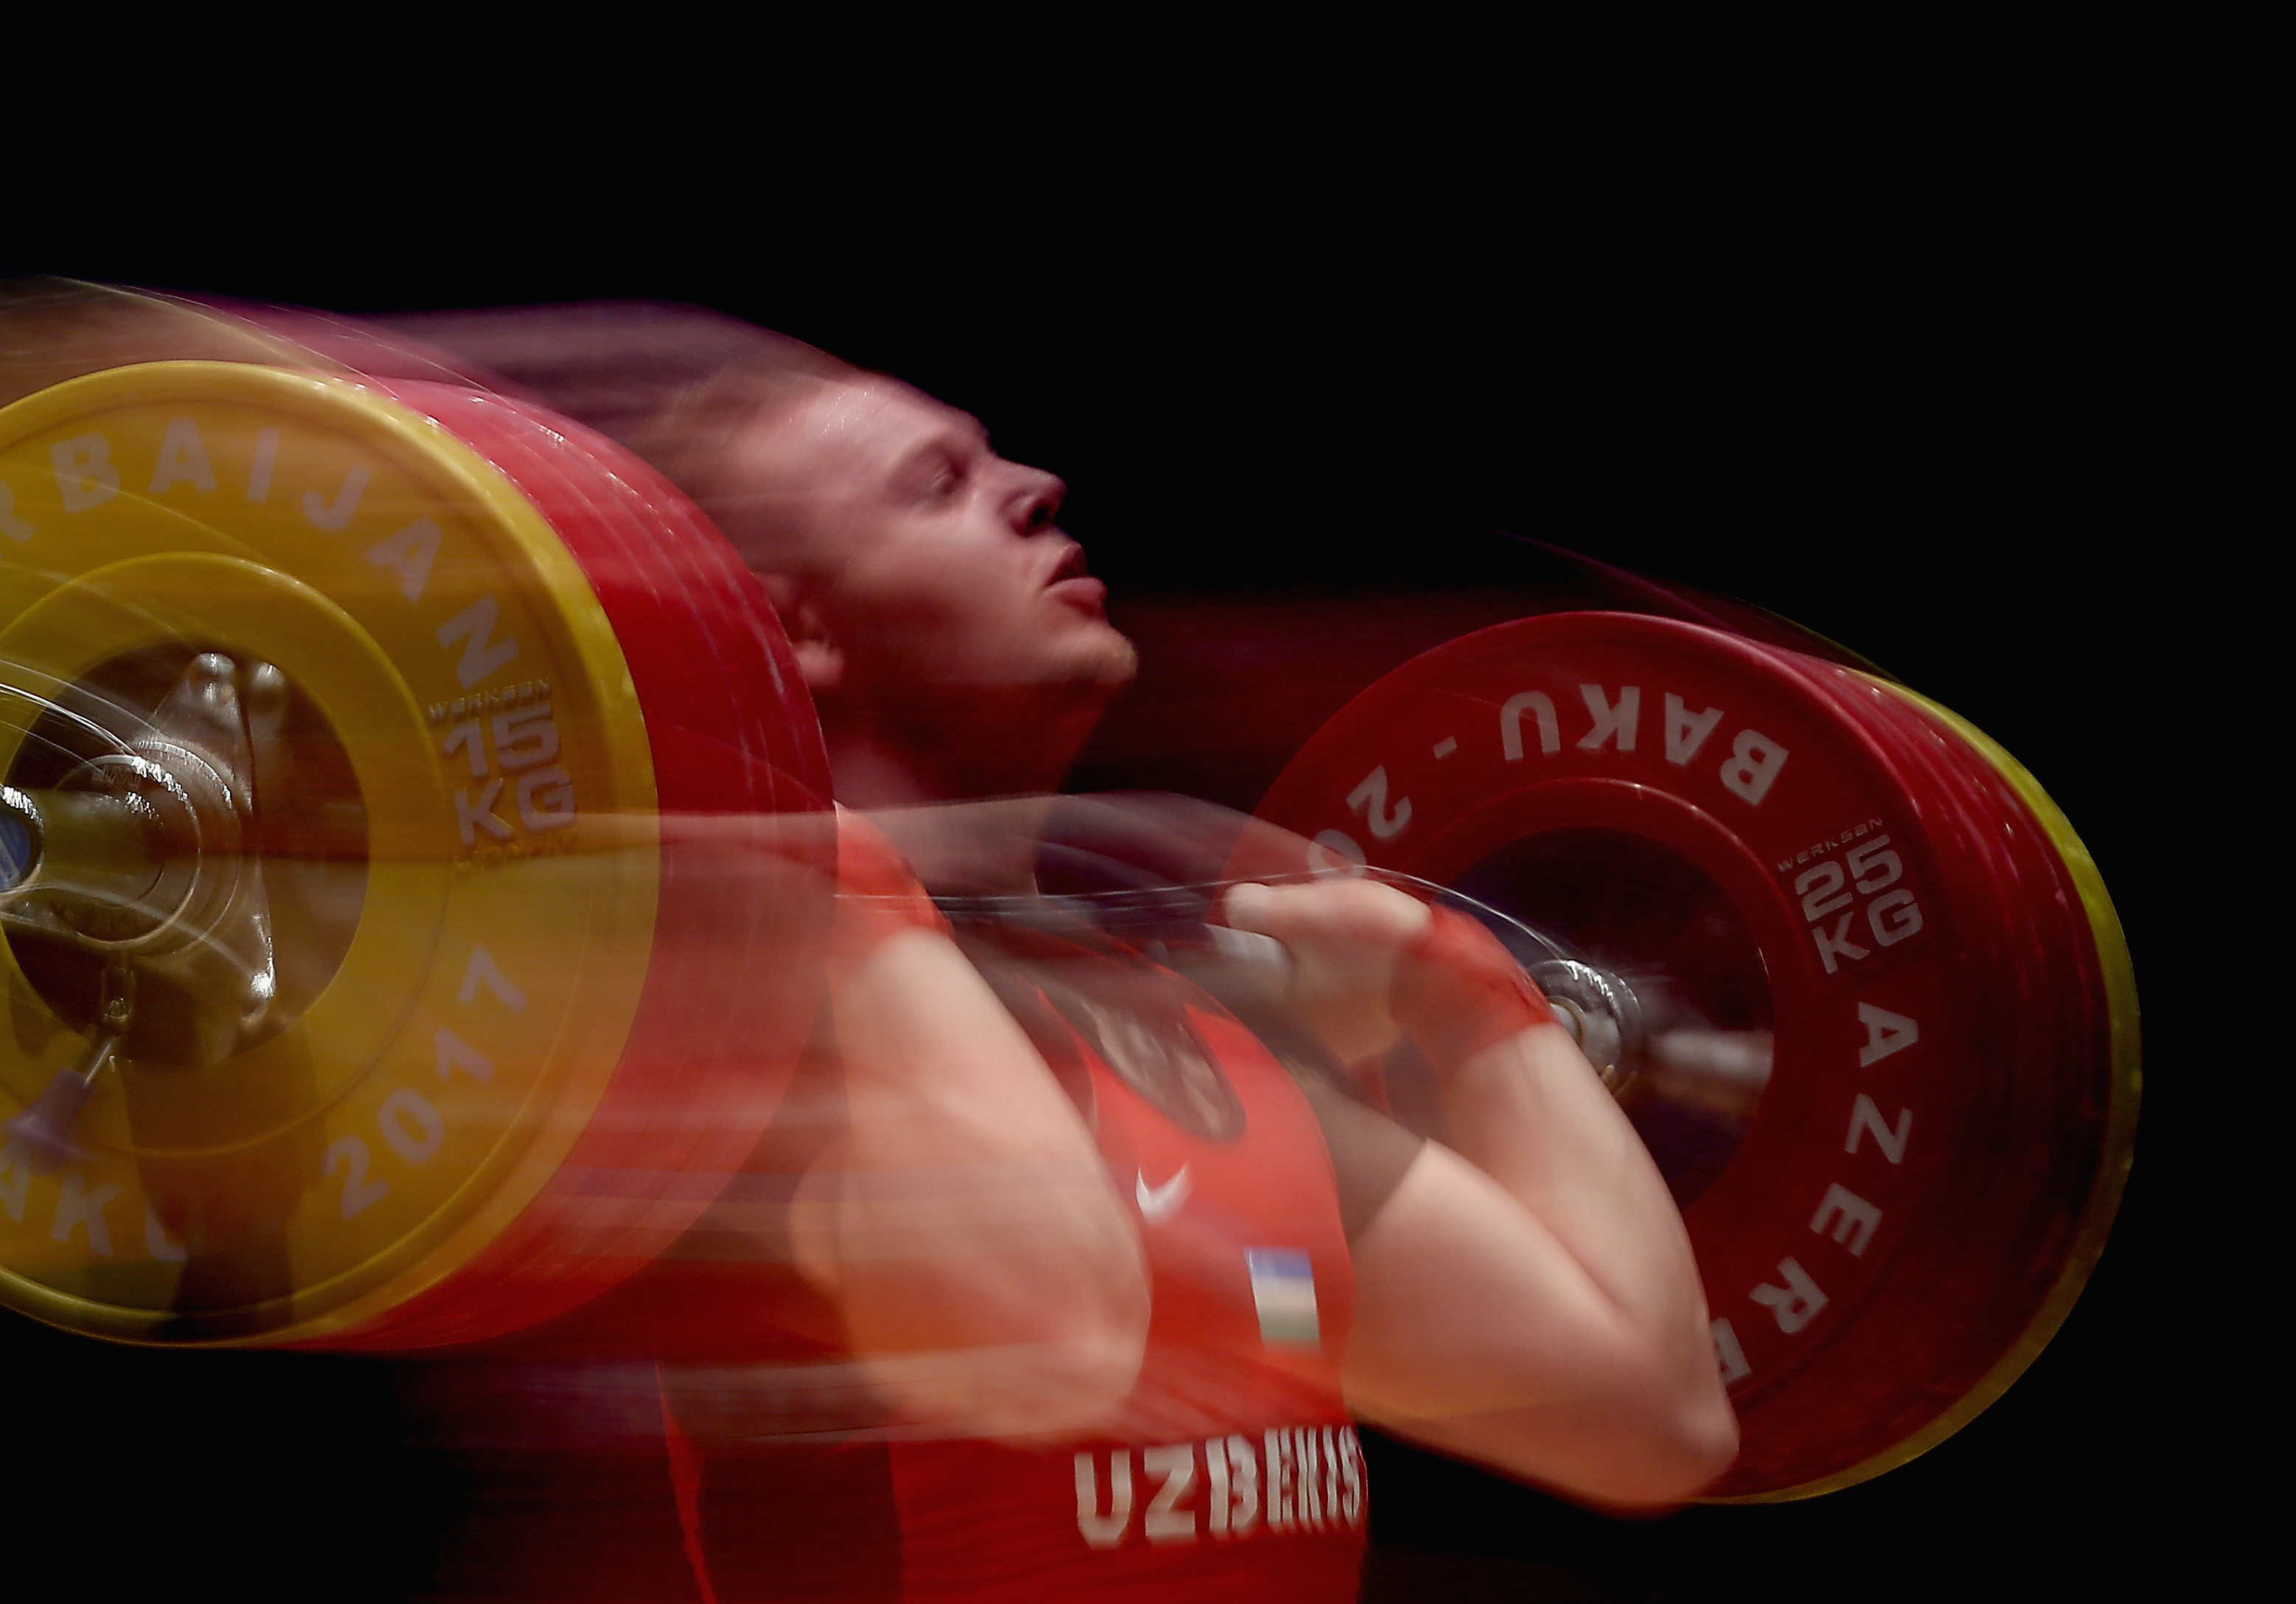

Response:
(661, 988), (1368, 1603)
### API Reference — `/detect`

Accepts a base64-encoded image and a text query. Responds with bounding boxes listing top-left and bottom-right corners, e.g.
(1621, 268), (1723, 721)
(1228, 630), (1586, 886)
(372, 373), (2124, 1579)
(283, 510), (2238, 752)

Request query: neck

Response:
(821, 691), (1105, 895)
(823, 685), (1103, 809)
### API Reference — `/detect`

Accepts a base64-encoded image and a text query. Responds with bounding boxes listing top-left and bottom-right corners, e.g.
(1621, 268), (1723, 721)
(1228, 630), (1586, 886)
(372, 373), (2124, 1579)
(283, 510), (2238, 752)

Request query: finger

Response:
(1219, 881), (1278, 935)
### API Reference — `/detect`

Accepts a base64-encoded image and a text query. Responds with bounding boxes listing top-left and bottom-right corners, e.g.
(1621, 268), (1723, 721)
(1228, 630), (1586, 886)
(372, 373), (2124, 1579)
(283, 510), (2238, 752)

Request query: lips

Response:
(1048, 574), (1108, 615)
(1043, 543), (1107, 616)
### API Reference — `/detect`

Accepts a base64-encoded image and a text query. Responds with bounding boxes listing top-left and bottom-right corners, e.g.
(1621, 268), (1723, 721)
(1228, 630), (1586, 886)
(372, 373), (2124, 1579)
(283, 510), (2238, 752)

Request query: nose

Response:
(1005, 465), (1065, 536)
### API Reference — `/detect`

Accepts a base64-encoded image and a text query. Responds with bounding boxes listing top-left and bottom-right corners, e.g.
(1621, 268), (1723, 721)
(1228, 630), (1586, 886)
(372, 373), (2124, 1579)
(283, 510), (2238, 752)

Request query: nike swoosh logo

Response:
(1135, 1165), (1192, 1224)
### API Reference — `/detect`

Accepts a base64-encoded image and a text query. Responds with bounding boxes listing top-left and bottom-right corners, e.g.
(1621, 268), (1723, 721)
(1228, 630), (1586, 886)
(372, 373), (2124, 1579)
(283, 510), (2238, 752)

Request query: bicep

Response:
(831, 930), (1062, 1104)
(789, 933), (1150, 1435)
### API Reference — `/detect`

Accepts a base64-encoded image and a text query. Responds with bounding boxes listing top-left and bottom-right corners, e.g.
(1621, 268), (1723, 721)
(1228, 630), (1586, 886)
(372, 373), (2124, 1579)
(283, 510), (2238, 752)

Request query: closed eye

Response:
(902, 447), (970, 503)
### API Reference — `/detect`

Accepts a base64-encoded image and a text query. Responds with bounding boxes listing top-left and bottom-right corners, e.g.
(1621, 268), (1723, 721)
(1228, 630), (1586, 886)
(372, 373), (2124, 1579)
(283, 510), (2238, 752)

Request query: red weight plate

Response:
(1253, 611), (2134, 1499)
(302, 380), (832, 1350)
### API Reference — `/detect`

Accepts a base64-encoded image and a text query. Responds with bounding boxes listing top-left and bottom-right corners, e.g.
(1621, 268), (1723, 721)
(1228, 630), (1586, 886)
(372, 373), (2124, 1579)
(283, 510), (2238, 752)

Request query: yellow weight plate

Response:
(0, 362), (660, 1345)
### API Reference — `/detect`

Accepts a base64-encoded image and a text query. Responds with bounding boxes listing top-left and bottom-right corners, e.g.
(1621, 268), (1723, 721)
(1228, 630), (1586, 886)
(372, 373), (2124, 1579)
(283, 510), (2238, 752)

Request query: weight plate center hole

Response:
(6, 644), (370, 1067)
(1450, 828), (1775, 1208)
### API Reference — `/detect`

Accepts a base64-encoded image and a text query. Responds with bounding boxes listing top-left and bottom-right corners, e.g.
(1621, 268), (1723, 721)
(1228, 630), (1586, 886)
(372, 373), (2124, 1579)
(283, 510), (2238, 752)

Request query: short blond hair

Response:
(624, 341), (857, 578)
(378, 301), (858, 577)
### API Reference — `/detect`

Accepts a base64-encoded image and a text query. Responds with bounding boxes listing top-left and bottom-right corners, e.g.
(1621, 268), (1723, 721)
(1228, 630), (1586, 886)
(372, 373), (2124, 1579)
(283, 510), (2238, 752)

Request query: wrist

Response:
(1389, 907), (1554, 1075)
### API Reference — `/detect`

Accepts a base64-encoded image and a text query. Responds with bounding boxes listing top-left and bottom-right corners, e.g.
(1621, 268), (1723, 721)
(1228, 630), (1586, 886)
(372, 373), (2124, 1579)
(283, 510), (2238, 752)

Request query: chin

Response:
(1018, 613), (1136, 690)
(1074, 630), (1140, 691)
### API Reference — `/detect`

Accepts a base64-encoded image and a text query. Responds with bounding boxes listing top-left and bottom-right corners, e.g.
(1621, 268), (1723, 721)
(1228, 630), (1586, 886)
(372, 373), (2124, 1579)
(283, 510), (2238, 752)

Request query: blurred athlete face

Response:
(720, 376), (1137, 712)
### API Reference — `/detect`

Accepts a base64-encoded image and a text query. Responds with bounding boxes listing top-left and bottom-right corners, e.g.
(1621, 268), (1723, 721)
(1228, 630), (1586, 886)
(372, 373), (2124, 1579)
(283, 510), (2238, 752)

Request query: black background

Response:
(15, 128), (2191, 1600)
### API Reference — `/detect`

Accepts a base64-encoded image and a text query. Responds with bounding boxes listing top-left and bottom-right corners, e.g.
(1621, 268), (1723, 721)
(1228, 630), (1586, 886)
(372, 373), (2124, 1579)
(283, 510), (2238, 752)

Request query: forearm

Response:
(1381, 906), (1712, 1367)
(1242, 880), (1734, 1493)
(1341, 1125), (1736, 1502)
(1433, 1023), (1708, 1367)
(1349, 1053), (1736, 1502)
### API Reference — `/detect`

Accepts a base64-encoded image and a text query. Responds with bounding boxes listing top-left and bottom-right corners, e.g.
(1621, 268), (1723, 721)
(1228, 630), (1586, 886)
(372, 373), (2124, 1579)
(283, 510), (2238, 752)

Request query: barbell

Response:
(0, 331), (2135, 1502)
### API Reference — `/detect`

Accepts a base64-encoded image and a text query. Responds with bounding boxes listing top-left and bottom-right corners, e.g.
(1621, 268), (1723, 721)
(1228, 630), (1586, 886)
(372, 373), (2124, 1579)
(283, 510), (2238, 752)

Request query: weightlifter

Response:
(405, 304), (1738, 1602)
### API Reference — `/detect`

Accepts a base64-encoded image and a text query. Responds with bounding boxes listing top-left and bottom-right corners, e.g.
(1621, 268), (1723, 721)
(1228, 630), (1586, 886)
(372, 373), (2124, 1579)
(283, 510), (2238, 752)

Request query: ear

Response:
(773, 588), (844, 696)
